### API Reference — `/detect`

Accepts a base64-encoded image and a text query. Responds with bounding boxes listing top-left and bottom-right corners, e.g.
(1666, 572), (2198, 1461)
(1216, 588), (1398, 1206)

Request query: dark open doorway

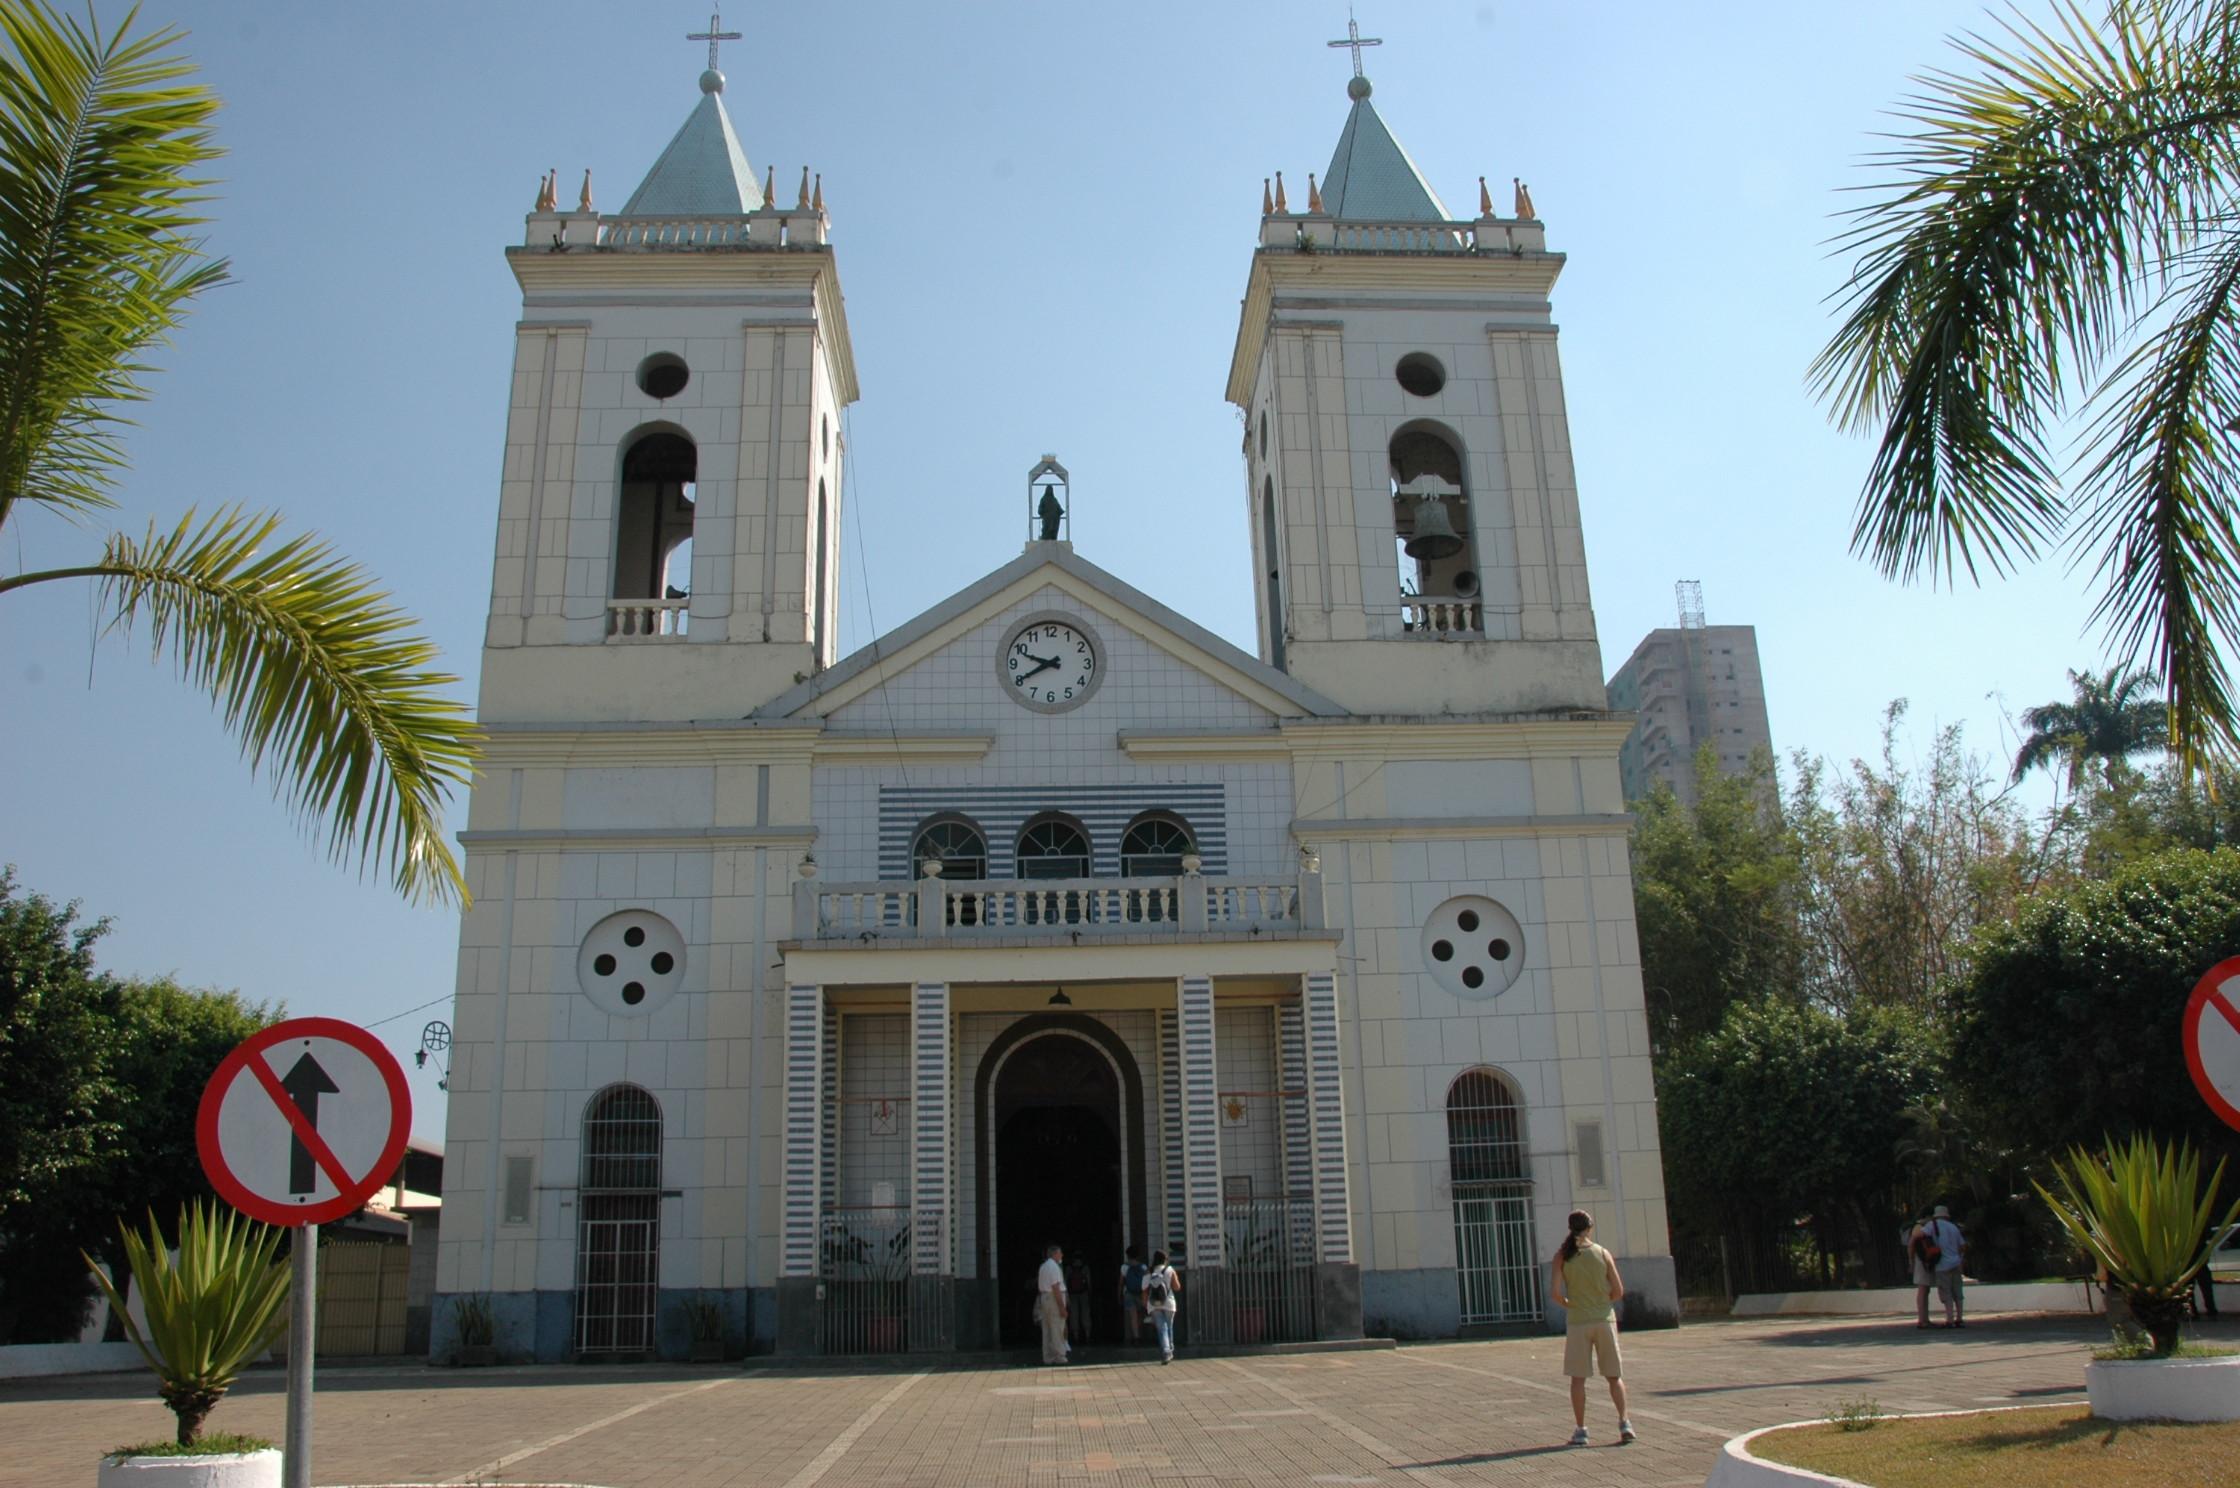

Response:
(993, 1034), (1122, 1346)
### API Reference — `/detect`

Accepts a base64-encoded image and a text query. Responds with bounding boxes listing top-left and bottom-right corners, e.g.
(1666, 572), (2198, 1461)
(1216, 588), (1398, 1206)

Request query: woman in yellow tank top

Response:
(1550, 1209), (1634, 1446)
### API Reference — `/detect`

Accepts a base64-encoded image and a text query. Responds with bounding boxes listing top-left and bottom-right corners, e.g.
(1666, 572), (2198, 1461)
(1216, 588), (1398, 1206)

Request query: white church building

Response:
(435, 32), (1674, 1360)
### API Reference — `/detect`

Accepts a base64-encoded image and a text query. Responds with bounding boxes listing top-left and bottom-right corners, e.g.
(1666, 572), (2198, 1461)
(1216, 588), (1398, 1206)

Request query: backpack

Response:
(1911, 1229), (1941, 1267)
(1144, 1269), (1172, 1306)
(1123, 1261), (1147, 1297)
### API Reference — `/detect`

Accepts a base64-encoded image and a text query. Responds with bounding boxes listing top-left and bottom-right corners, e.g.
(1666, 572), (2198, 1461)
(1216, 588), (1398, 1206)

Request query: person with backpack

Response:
(1119, 1246), (1147, 1345)
(1921, 1204), (1967, 1329)
(1066, 1252), (1093, 1347)
(1143, 1248), (1181, 1363)
(1906, 1212), (1938, 1328)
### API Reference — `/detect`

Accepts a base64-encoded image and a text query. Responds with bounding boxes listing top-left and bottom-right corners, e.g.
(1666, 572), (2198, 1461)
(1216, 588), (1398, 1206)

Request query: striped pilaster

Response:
(910, 982), (952, 1275)
(1303, 971), (1354, 1265)
(1158, 1007), (1185, 1251)
(820, 1003), (840, 1227)
(779, 984), (825, 1279)
(1279, 1000), (1312, 1204)
(1177, 976), (1224, 1268)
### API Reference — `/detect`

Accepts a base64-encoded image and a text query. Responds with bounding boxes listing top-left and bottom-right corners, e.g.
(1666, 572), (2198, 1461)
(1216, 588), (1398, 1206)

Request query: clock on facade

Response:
(998, 612), (1105, 712)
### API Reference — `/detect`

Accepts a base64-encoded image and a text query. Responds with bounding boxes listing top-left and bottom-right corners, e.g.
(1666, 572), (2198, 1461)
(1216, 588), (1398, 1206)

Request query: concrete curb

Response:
(1703, 1402), (2077, 1488)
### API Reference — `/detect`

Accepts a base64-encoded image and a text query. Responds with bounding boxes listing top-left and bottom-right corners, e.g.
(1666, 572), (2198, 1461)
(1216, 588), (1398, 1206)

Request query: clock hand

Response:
(1017, 656), (1060, 682)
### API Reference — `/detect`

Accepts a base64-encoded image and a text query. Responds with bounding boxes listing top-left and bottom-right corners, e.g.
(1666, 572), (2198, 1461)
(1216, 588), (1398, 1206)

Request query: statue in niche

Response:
(1036, 484), (1064, 541)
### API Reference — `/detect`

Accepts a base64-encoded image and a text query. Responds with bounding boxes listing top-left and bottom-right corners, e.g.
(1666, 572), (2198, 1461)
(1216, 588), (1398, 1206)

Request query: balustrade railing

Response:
(1330, 221), (1472, 253)
(606, 599), (689, 639)
(1401, 596), (1483, 636)
(597, 212), (826, 249)
(796, 873), (1322, 940)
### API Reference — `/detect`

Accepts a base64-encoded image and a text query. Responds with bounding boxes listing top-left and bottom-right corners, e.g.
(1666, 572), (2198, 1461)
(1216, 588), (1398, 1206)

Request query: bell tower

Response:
(1226, 45), (1604, 716)
(478, 29), (857, 725)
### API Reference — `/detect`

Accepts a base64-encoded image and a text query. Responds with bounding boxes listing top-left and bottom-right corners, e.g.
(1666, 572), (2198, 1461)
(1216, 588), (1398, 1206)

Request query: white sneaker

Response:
(1619, 1419), (1637, 1443)
(1567, 1427), (1589, 1447)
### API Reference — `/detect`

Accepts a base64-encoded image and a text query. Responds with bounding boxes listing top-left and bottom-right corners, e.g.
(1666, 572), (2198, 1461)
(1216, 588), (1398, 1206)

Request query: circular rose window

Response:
(1421, 895), (1525, 1001)
(576, 910), (686, 1016)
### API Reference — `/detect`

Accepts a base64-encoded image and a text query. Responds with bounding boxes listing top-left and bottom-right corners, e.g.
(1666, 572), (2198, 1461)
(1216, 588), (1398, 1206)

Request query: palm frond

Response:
(0, 509), (481, 905)
(1812, 0), (2240, 585)
(2073, 225), (2240, 773)
(0, 0), (227, 528)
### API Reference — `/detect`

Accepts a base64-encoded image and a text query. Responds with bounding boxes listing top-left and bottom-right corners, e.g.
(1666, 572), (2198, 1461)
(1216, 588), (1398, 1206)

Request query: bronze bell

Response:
(1404, 495), (1465, 560)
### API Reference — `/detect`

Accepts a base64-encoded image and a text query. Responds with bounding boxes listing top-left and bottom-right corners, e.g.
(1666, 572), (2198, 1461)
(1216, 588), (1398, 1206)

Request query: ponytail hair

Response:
(1559, 1209), (1593, 1264)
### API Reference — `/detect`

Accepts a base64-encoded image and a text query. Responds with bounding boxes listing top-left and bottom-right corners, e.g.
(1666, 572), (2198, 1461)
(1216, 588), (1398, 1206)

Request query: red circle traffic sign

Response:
(196, 1017), (411, 1226)
(2184, 958), (2240, 1133)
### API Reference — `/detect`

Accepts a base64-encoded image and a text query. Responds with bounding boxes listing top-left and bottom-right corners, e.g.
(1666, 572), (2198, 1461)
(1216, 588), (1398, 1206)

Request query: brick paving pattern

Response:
(6, 1313), (2229, 1487)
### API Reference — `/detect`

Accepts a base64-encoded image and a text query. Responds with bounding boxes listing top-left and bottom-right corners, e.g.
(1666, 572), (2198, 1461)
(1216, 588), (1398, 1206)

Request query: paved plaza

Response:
(7, 1313), (2227, 1487)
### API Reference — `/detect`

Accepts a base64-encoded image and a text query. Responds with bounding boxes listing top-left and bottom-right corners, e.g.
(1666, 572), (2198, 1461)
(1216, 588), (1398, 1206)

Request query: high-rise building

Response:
(1606, 584), (1774, 805)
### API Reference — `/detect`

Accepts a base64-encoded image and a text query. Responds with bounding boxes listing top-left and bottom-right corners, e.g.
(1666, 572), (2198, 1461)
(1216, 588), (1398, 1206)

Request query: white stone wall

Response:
(438, 843), (790, 1300)
(1323, 828), (1661, 1281)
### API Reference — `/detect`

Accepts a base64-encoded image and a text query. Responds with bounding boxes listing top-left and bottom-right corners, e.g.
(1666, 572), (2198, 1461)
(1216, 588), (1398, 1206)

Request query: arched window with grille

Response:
(1016, 816), (1089, 879)
(912, 817), (987, 881)
(577, 1084), (662, 1355)
(1446, 1069), (1541, 1324)
(1119, 813), (1193, 877)
(912, 816), (986, 925)
(1017, 815), (1090, 924)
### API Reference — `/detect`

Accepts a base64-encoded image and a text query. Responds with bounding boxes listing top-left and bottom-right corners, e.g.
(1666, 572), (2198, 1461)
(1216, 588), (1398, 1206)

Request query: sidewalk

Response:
(4, 1312), (2212, 1487)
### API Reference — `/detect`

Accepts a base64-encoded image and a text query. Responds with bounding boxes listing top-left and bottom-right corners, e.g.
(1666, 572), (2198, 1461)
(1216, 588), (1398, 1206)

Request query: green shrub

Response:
(84, 1202), (290, 1446)
(2035, 1134), (2240, 1357)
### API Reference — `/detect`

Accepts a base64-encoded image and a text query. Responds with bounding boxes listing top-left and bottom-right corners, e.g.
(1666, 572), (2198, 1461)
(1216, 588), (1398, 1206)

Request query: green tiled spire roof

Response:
(1319, 78), (1450, 222)
(618, 71), (765, 217)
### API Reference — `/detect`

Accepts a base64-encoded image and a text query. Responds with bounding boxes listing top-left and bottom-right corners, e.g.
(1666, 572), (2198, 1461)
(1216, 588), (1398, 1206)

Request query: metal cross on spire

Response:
(1326, 10), (1382, 76)
(687, 10), (742, 71)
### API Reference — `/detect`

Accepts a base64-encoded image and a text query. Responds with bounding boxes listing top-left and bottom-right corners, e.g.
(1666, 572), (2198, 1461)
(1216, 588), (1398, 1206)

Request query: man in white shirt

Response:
(1924, 1205), (1967, 1329)
(1035, 1243), (1070, 1364)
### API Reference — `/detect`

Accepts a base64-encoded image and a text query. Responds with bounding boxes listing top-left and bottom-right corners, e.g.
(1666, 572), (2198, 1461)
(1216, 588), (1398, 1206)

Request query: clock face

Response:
(999, 615), (1104, 712)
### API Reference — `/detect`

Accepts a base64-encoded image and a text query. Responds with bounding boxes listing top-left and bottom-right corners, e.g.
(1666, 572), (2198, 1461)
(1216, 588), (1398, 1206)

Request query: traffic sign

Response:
(2184, 958), (2240, 1133)
(197, 1017), (411, 1226)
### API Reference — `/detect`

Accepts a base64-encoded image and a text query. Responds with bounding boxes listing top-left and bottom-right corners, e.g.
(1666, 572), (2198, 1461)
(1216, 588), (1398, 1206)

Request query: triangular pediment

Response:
(754, 544), (1344, 724)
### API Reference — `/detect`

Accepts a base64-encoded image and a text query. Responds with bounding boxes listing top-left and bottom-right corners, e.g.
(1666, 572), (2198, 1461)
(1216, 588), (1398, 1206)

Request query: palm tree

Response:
(0, 3), (476, 904)
(1813, 0), (2240, 778)
(2011, 663), (2171, 785)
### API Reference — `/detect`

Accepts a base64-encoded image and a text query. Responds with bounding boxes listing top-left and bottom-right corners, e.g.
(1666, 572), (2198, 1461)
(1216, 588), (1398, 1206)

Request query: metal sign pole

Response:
(285, 1223), (316, 1488)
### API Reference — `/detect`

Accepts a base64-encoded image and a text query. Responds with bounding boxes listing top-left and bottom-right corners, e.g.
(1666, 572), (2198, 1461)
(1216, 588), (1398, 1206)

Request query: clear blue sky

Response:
(1, 2), (2100, 1138)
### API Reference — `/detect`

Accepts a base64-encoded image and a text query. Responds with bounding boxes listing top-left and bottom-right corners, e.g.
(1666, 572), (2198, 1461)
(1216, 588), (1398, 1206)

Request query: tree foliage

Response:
(1813, 0), (2240, 774)
(0, 867), (274, 1344)
(1630, 748), (1805, 1047)
(0, 0), (478, 903)
(1787, 703), (2035, 1018)
(1950, 846), (2240, 1169)
(1658, 999), (1944, 1220)
(2012, 664), (2170, 787)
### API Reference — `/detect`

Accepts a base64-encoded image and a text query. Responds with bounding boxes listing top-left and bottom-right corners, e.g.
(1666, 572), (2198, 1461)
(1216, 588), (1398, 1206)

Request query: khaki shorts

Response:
(1564, 1319), (1622, 1378)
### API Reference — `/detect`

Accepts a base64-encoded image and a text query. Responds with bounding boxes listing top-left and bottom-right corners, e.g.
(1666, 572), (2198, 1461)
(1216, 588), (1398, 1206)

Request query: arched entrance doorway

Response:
(977, 1015), (1148, 1347)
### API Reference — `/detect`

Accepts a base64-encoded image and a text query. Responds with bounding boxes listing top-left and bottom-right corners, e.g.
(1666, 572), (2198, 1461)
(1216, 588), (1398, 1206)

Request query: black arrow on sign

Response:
(280, 1051), (340, 1195)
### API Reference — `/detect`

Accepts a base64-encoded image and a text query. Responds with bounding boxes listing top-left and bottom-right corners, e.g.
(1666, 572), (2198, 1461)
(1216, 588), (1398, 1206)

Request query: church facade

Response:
(435, 41), (1675, 1361)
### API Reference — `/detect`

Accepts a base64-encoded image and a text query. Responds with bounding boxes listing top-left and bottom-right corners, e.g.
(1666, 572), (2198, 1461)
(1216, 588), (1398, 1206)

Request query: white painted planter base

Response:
(97, 1450), (280, 1488)
(2085, 1354), (2240, 1422)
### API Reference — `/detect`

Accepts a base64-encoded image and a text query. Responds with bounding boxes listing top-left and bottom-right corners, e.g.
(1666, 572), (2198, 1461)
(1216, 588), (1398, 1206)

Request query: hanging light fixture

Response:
(1048, 986), (1072, 1006)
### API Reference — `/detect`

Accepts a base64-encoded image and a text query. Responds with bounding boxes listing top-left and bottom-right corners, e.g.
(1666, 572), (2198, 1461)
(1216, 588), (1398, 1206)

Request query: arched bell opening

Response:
(612, 428), (697, 605)
(1260, 475), (1286, 670)
(1388, 421), (1479, 625)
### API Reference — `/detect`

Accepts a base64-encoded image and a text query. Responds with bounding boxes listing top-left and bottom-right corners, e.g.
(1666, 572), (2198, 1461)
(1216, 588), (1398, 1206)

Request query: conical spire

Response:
(618, 68), (766, 216)
(1318, 74), (1450, 222)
